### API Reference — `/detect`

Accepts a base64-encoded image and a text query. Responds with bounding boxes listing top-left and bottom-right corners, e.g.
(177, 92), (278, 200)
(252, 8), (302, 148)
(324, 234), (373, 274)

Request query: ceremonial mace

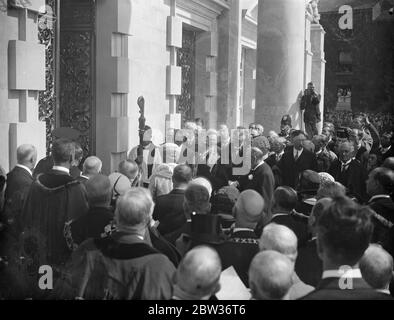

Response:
(136, 96), (146, 166)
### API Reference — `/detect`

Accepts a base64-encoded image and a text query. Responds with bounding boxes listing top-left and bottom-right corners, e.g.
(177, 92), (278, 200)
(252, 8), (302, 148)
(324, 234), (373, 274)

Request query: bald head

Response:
(115, 188), (153, 229)
(192, 177), (213, 196)
(234, 190), (264, 229)
(86, 174), (111, 206)
(118, 160), (139, 180)
(16, 144), (37, 170)
(249, 251), (294, 300)
(259, 223), (298, 263)
(382, 157), (394, 171)
(360, 244), (393, 290)
(82, 156), (102, 177)
(175, 246), (222, 299)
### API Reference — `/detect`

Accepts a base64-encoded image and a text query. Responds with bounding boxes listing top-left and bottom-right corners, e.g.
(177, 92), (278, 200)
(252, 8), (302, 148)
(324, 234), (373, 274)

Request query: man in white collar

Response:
(77, 156), (102, 184)
(302, 196), (392, 300)
(21, 138), (89, 282)
(3, 144), (37, 226)
(366, 167), (394, 255)
(379, 131), (394, 161)
(278, 130), (318, 188)
(270, 186), (309, 247)
(360, 244), (393, 296)
(328, 141), (368, 202)
(238, 147), (275, 222)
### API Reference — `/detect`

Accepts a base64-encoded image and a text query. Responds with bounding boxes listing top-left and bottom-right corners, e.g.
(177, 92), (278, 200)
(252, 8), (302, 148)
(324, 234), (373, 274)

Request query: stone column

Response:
(255, 0), (306, 133)
(304, 15), (313, 91)
(217, 0), (242, 129)
(311, 23), (326, 134)
(96, 0), (132, 174)
(242, 48), (257, 126)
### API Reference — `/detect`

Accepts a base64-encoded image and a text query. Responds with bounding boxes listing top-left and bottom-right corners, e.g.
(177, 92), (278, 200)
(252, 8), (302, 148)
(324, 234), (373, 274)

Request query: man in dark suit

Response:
(215, 190), (264, 287)
(300, 82), (321, 138)
(378, 131), (394, 161)
(3, 144), (37, 226)
(65, 174), (113, 249)
(33, 127), (82, 180)
(238, 147), (275, 221)
(269, 186), (309, 247)
(295, 198), (331, 287)
(76, 156), (102, 185)
(328, 141), (368, 202)
(301, 196), (392, 300)
(278, 130), (318, 189)
(1, 145), (37, 260)
(21, 139), (89, 266)
(366, 167), (394, 256)
(153, 164), (192, 237)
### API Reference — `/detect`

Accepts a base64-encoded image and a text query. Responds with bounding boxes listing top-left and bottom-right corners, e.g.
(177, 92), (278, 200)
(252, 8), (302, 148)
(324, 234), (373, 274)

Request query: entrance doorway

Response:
(38, 0), (96, 156)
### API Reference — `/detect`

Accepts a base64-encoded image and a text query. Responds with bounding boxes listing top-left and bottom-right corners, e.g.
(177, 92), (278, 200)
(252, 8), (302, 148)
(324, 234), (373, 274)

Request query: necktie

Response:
(341, 162), (350, 172)
(294, 151), (299, 162)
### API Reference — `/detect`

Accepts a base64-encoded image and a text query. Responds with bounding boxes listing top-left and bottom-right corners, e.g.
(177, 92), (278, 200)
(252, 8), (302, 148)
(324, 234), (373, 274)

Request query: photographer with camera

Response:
(300, 82), (321, 138)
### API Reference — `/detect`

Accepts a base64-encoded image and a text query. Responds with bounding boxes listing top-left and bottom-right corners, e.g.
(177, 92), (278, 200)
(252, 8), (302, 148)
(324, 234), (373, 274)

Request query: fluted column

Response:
(255, 0), (306, 132)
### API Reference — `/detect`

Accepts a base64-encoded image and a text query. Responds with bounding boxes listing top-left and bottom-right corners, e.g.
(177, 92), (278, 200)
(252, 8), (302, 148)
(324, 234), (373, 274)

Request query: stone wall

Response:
(0, 1), (46, 172)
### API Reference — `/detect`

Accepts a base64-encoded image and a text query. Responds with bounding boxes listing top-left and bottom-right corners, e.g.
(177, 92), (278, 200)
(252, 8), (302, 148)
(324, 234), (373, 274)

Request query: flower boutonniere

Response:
(248, 174), (253, 180)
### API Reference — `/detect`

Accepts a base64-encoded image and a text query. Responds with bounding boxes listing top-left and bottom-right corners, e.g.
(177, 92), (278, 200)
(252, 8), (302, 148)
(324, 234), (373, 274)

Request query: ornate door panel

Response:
(38, 0), (57, 155)
(59, 0), (95, 155)
(177, 29), (196, 125)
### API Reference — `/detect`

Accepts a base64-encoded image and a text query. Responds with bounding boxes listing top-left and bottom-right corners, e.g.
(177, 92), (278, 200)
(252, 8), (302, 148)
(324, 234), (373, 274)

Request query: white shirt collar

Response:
(233, 227), (255, 233)
(253, 160), (265, 171)
(52, 166), (70, 175)
(376, 289), (390, 295)
(271, 213), (290, 219)
(322, 268), (362, 279)
(381, 145), (391, 153)
(341, 158), (354, 166)
(15, 164), (33, 176)
(293, 147), (303, 158)
(369, 194), (391, 202)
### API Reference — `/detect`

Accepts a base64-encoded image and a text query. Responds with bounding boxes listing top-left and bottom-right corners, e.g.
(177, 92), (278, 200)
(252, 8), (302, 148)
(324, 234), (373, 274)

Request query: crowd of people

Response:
(324, 111), (394, 135)
(0, 112), (393, 300)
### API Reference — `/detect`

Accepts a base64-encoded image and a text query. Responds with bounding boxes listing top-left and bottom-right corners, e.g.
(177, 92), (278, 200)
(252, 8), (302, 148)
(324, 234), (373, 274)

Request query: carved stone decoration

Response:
(177, 29), (197, 125)
(306, 0), (320, 24)
(59, 0), (95, 156)
(38, 0), (57, 155)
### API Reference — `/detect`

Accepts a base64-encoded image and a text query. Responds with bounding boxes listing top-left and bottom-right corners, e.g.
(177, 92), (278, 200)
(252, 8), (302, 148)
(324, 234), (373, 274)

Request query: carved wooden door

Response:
(177, 29), (197, 125)
(59, 0), (95, 155)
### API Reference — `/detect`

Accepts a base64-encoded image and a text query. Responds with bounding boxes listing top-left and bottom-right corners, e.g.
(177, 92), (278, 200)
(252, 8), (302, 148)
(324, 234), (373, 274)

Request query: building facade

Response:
(0, 0), (326, 173)
(319, 0), (394, 113)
